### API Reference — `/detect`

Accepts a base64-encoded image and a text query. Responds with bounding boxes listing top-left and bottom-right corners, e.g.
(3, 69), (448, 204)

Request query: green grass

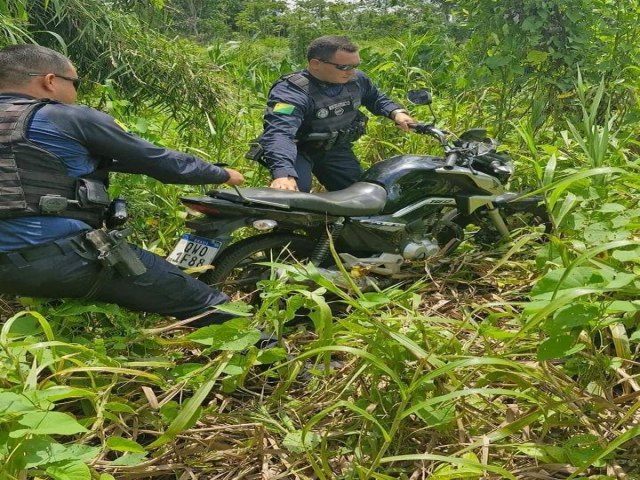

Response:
(1, 14), (639, 480)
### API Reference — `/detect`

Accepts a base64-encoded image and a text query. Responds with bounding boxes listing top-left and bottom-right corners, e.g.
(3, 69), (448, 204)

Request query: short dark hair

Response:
(306, 35), (358, 62)
(0, 44), (72, 88)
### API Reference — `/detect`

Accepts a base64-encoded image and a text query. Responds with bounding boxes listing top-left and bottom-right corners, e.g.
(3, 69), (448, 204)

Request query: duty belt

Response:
(0, 231), (90, 268)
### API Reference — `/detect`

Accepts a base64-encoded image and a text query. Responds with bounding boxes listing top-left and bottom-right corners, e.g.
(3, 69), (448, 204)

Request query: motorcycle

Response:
(166, 90), (551, 297)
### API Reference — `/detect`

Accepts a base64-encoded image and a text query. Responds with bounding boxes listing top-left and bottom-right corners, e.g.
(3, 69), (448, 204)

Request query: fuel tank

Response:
(360, 155), (502, 214)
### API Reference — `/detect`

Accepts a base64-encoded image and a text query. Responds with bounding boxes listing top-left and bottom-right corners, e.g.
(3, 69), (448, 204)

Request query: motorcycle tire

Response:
(199, 233), (317, 301)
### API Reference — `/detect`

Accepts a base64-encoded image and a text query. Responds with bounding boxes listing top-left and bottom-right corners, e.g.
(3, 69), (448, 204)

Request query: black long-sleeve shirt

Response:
(0, 94), (229, 251)
(260, 70), (402, 179)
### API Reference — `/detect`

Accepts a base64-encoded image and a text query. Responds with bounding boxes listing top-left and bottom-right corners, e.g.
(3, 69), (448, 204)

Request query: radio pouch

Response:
(76, 179), (110, 208)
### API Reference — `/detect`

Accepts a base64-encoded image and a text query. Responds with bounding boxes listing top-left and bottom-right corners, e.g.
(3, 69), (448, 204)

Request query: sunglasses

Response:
(318, 59), (360, 71)
(28, 73), (82, 91)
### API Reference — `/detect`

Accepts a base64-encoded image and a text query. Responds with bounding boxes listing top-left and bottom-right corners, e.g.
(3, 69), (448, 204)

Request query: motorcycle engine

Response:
(401, 238), (440, 260)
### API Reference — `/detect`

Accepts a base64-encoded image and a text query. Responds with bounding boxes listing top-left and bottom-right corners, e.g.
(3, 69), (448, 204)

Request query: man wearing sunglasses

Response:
(0, 44), (244, 327)
(252, 35), (415, 192)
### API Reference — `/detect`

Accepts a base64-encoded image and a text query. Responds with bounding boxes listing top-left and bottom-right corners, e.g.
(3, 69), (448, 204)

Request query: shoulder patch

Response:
(272, 102), (295, 115)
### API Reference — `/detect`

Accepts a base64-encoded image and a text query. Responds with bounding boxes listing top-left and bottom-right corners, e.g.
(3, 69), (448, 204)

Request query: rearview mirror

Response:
(459, 128), (489, 142)
(407, 89), (432, 106)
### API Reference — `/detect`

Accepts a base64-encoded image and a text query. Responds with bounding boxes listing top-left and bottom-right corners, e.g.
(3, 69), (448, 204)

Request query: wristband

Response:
(390, 108), (409, 120)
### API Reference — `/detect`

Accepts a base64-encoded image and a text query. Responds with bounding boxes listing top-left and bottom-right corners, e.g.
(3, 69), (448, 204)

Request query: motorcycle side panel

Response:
(360, 155), (495, 214)
(337, 216), (406, 255)
(181, 196), (336, 228)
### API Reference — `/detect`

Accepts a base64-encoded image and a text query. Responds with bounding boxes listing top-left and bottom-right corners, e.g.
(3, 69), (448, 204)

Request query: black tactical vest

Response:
(0, 99), (109, 227)
(275, 72), (368, 148)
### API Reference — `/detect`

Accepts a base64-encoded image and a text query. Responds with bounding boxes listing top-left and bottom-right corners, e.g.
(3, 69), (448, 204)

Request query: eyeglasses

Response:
(27, 73), (82, 91)
(318, 59), (360, 71)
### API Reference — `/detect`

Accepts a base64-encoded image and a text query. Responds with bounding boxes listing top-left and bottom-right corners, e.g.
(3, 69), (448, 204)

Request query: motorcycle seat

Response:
(208, 182), (387, 216)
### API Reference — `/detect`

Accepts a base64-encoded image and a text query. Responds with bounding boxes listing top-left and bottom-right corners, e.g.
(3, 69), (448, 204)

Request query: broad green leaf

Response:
(431, 453), (484, 479)
(605, 272), (637, 289)
(0, 391), (38, 414)
(430, 465), (484, 479)
(359, 292), (392, 308)
(598, 203), (626, 212)
(564, 434), (606, 468)
(159, 401), (179, 423)
(282, 430), (321, 453)
(605, 301), (640, 313)
(537, 334), (581, 360)
(612, 247), (640, 263)
(567, 426), (640, 479)
(45, 460), (91, 480)
(29, 386), (96, 403)
(11, 411), (87, 437)
(256, 347), (288, 364)
(187, 320), (261, 351)
(108, 452), (148, 466)
(584, 223), (628, 243)
(526, 50), (549, 65)
(222, 364), (244, 376)
(479, 323), (515, 340)
(104, 402), (136, 414)
(545, 303), (600, 334)
(22, 440), (99, 469)
(516, 443), (567, 463)
(485, 54), (511, 69)
(531, 267), (610, 297)
(106, 437), (146, 453)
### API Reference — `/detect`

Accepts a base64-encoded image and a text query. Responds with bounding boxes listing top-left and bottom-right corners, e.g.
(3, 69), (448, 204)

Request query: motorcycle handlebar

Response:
(408, 123), (459, 169)
(408, 123), (447, 140)
(443, 151), (458, 170)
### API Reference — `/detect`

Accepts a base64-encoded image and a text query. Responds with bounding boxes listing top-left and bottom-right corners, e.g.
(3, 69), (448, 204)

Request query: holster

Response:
(84, 228), (147, 277)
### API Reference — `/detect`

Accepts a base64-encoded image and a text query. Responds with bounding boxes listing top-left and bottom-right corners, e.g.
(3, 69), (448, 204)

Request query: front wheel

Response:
(199, 233), (317, 301)
(473, 201), (552, 245)
(434, 200), (552, 249)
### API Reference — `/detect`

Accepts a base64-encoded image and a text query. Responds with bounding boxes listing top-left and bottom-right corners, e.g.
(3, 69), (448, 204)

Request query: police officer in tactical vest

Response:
(0, 44), (244, 326)
(249, 35), (415, 192)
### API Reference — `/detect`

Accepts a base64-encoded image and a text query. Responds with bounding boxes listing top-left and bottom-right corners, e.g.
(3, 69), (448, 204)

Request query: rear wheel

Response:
(199, 233), (317, 302)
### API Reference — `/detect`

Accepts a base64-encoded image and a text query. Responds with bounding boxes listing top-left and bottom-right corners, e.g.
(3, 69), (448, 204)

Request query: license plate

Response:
(166, 234), (222, 268)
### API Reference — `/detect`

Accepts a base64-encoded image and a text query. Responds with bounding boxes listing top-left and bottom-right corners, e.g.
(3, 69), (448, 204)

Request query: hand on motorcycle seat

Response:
(394, 112), (416, 132)
(270, 176), (299, 191)
(224, 168), (245, 186)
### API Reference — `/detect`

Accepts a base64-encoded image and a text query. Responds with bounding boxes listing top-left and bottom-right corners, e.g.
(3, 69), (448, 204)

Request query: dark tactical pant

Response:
(0, 232), (229, 322)
(295, 144), (363, 193)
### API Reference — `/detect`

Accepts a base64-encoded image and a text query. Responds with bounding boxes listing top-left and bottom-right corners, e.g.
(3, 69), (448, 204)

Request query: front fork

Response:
(463, 195), (512, 239)
(485, 204), (511, 238)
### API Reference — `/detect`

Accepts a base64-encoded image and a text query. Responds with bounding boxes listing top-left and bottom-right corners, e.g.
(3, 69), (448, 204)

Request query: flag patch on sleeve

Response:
(273, 102), (295, 115)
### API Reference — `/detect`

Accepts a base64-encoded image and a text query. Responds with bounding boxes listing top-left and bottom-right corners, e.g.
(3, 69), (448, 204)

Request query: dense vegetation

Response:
(1, 0), (639, 478)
